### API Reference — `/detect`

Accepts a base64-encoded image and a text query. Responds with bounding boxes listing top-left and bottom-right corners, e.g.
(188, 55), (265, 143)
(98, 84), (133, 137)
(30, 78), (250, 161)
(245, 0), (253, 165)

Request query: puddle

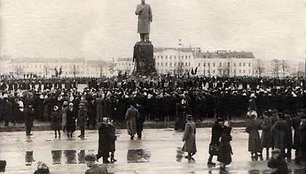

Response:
(127, 149), (151, 163)
(25, 151), (34, 166)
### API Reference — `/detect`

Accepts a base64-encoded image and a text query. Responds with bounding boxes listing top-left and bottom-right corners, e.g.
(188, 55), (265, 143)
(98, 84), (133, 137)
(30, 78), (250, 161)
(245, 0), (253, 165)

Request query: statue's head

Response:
(141, 0), (145, 4)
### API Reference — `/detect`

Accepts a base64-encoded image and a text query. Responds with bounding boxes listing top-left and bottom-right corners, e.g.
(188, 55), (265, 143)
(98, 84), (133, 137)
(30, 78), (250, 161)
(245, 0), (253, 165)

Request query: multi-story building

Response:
(0, 57), (112, 77)
(117, 47), (257, 77)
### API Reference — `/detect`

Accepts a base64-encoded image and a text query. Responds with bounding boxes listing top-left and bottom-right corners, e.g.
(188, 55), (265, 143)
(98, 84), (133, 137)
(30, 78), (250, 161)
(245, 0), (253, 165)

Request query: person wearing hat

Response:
(261, 111), (273, 159)
(61, 101), (69, 132)
(207, 118), (224, 166)
(66, 103), (76, 139)
(217, 120), (233, 170)
(77, 102), (87, 138)
(24, 104), (35, 136)
(267, 148), (288, 174)
(85, 154), (108, 174)
(182, 115), (197, 161)
(246, 113), (262, 159)
(50, 105), (62, 138)
(125, 104), (139, 140)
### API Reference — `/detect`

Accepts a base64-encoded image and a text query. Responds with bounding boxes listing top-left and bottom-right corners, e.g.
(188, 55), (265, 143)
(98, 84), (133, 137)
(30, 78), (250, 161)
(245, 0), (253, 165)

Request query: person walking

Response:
(182, 115), (197, 161)
(24, 104), (34, 136)
(125, 104), (139, 140)
(207, 118), (224, 166)
(217, 121), (233, 170)
(96, 118), (111, 163)
(50, 105), (62, 138)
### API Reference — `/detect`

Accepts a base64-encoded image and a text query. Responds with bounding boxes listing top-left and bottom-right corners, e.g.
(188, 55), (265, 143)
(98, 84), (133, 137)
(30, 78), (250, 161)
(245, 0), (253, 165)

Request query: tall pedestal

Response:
(133, 41), (156, 76)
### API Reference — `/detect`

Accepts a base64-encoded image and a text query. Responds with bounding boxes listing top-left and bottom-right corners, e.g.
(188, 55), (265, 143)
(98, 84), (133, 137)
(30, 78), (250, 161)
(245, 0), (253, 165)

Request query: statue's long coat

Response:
(135, 3), (152, 34)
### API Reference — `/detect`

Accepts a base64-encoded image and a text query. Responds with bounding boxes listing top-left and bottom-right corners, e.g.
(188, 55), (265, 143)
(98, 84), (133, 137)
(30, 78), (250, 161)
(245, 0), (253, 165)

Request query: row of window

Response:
(154, 55), (192, 60)
(202, 69), (252, 74)
(197, 62), (252, 67)
(9, 64), (81, 69)
(156, 62), (191, 66)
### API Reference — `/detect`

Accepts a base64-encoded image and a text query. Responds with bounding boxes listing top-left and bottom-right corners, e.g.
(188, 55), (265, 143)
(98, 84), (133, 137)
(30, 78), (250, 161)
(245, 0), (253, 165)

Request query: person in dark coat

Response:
(66, 103), (76, 139)
(267, 148), (288, 174)
(261, 111), (273, 159)
(125, 104), (139, 140)
(271, 114), (287, 155)
(77, 102), (87, 138)
(246, 114), (262, 159)
(50, 105), (61, 138)
(24, 104), (35, 136)
(87, 99), (96, 129)
(96, 117), (117, 164)
(182, 115), (197, 161)
(297, 115), (306, 163)
(136, 103), (145, 139)
(217, 121), (233, 170)
(3, 97), (12, 127)
(107, 119), (117, 163)
(207, 118), (224, 166)
(283, 112), (293, 161)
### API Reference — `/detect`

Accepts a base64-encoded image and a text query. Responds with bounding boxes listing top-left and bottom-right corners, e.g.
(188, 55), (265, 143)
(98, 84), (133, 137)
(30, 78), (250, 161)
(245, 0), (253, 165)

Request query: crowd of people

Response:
(0, 76), (305, 126)
(0, 75), (306, 173)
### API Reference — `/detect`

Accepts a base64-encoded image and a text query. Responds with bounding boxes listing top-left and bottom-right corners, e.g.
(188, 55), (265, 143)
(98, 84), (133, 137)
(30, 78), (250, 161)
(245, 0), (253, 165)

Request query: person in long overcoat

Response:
(66, 103), (76, 139)
(283, 112), (293, 161)
(207, 118), (224, 166)
(261, 112), (273, 159)
(125, 104), (139, 140)
(246, 115), (262, 158)
(77, 102), (87, 138)
(24, 104), (35, 136)
(136, 104), (145, 139)
(271, 115), (287, 155)
(96, 120), (111, 164)
(217, 121), (233, 170)
(292, 110), (302, 164)
(107, 119), (117, 163)
(182, 115), (197, 161)
(50, 105), (62, 138)
(298, 117), (306, 163)
(61, 101), (69, 132)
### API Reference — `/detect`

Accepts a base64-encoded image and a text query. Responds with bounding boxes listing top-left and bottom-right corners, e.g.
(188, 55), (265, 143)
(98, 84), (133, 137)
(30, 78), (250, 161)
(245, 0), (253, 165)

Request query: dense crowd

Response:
(0, 76), (305, 127)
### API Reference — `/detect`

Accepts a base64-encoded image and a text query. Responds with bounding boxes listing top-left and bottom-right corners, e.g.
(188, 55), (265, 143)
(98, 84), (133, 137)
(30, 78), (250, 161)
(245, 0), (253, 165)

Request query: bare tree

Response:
(255, 59), (265, 77)
(271, 59), (281, 77)
(72, 65), (78, 77)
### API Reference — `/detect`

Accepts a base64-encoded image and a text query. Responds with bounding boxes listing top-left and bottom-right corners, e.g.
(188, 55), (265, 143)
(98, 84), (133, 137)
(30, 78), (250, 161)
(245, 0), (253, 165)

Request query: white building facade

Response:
(117, 47), (258, 77)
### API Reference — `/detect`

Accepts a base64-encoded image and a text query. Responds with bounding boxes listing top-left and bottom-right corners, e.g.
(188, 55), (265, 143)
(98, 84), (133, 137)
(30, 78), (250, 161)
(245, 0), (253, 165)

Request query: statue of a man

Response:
(135, 0), (152, 42)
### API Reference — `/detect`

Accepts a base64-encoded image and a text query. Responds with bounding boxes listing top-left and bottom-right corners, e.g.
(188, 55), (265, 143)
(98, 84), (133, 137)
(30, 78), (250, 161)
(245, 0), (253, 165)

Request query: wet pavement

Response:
(0, 128), (305, 174)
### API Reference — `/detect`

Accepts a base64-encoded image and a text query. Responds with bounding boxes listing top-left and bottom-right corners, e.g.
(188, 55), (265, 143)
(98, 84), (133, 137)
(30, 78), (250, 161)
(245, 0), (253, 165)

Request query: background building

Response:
(117, 47), (258, 77)
(0, 57), (113, 78)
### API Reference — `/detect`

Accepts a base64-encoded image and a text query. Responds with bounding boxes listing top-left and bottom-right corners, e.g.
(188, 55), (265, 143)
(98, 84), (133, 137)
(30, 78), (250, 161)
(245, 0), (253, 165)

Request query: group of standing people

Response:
(246, 109), (306, 165)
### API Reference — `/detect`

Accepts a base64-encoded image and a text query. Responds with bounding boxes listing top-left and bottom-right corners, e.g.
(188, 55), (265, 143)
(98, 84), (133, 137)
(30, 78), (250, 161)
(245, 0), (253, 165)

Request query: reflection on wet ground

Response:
(25, 151), (34, 166)
(51, 150), (61, 164)
(1, 129), (305, 173)
(127, 149), (151, 163)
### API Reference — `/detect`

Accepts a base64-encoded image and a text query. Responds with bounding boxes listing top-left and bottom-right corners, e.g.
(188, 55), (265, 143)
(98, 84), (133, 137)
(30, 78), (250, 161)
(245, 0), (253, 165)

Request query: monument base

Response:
(133, 41), (157, 76)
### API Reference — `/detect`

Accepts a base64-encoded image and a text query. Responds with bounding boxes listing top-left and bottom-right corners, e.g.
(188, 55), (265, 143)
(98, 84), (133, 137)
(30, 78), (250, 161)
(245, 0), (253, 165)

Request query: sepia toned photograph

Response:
(0, 0), (306, 173)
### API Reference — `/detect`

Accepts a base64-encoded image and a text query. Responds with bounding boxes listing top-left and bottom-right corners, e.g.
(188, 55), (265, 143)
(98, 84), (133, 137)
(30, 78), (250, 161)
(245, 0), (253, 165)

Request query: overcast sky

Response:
(1, 0), (306, 61)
